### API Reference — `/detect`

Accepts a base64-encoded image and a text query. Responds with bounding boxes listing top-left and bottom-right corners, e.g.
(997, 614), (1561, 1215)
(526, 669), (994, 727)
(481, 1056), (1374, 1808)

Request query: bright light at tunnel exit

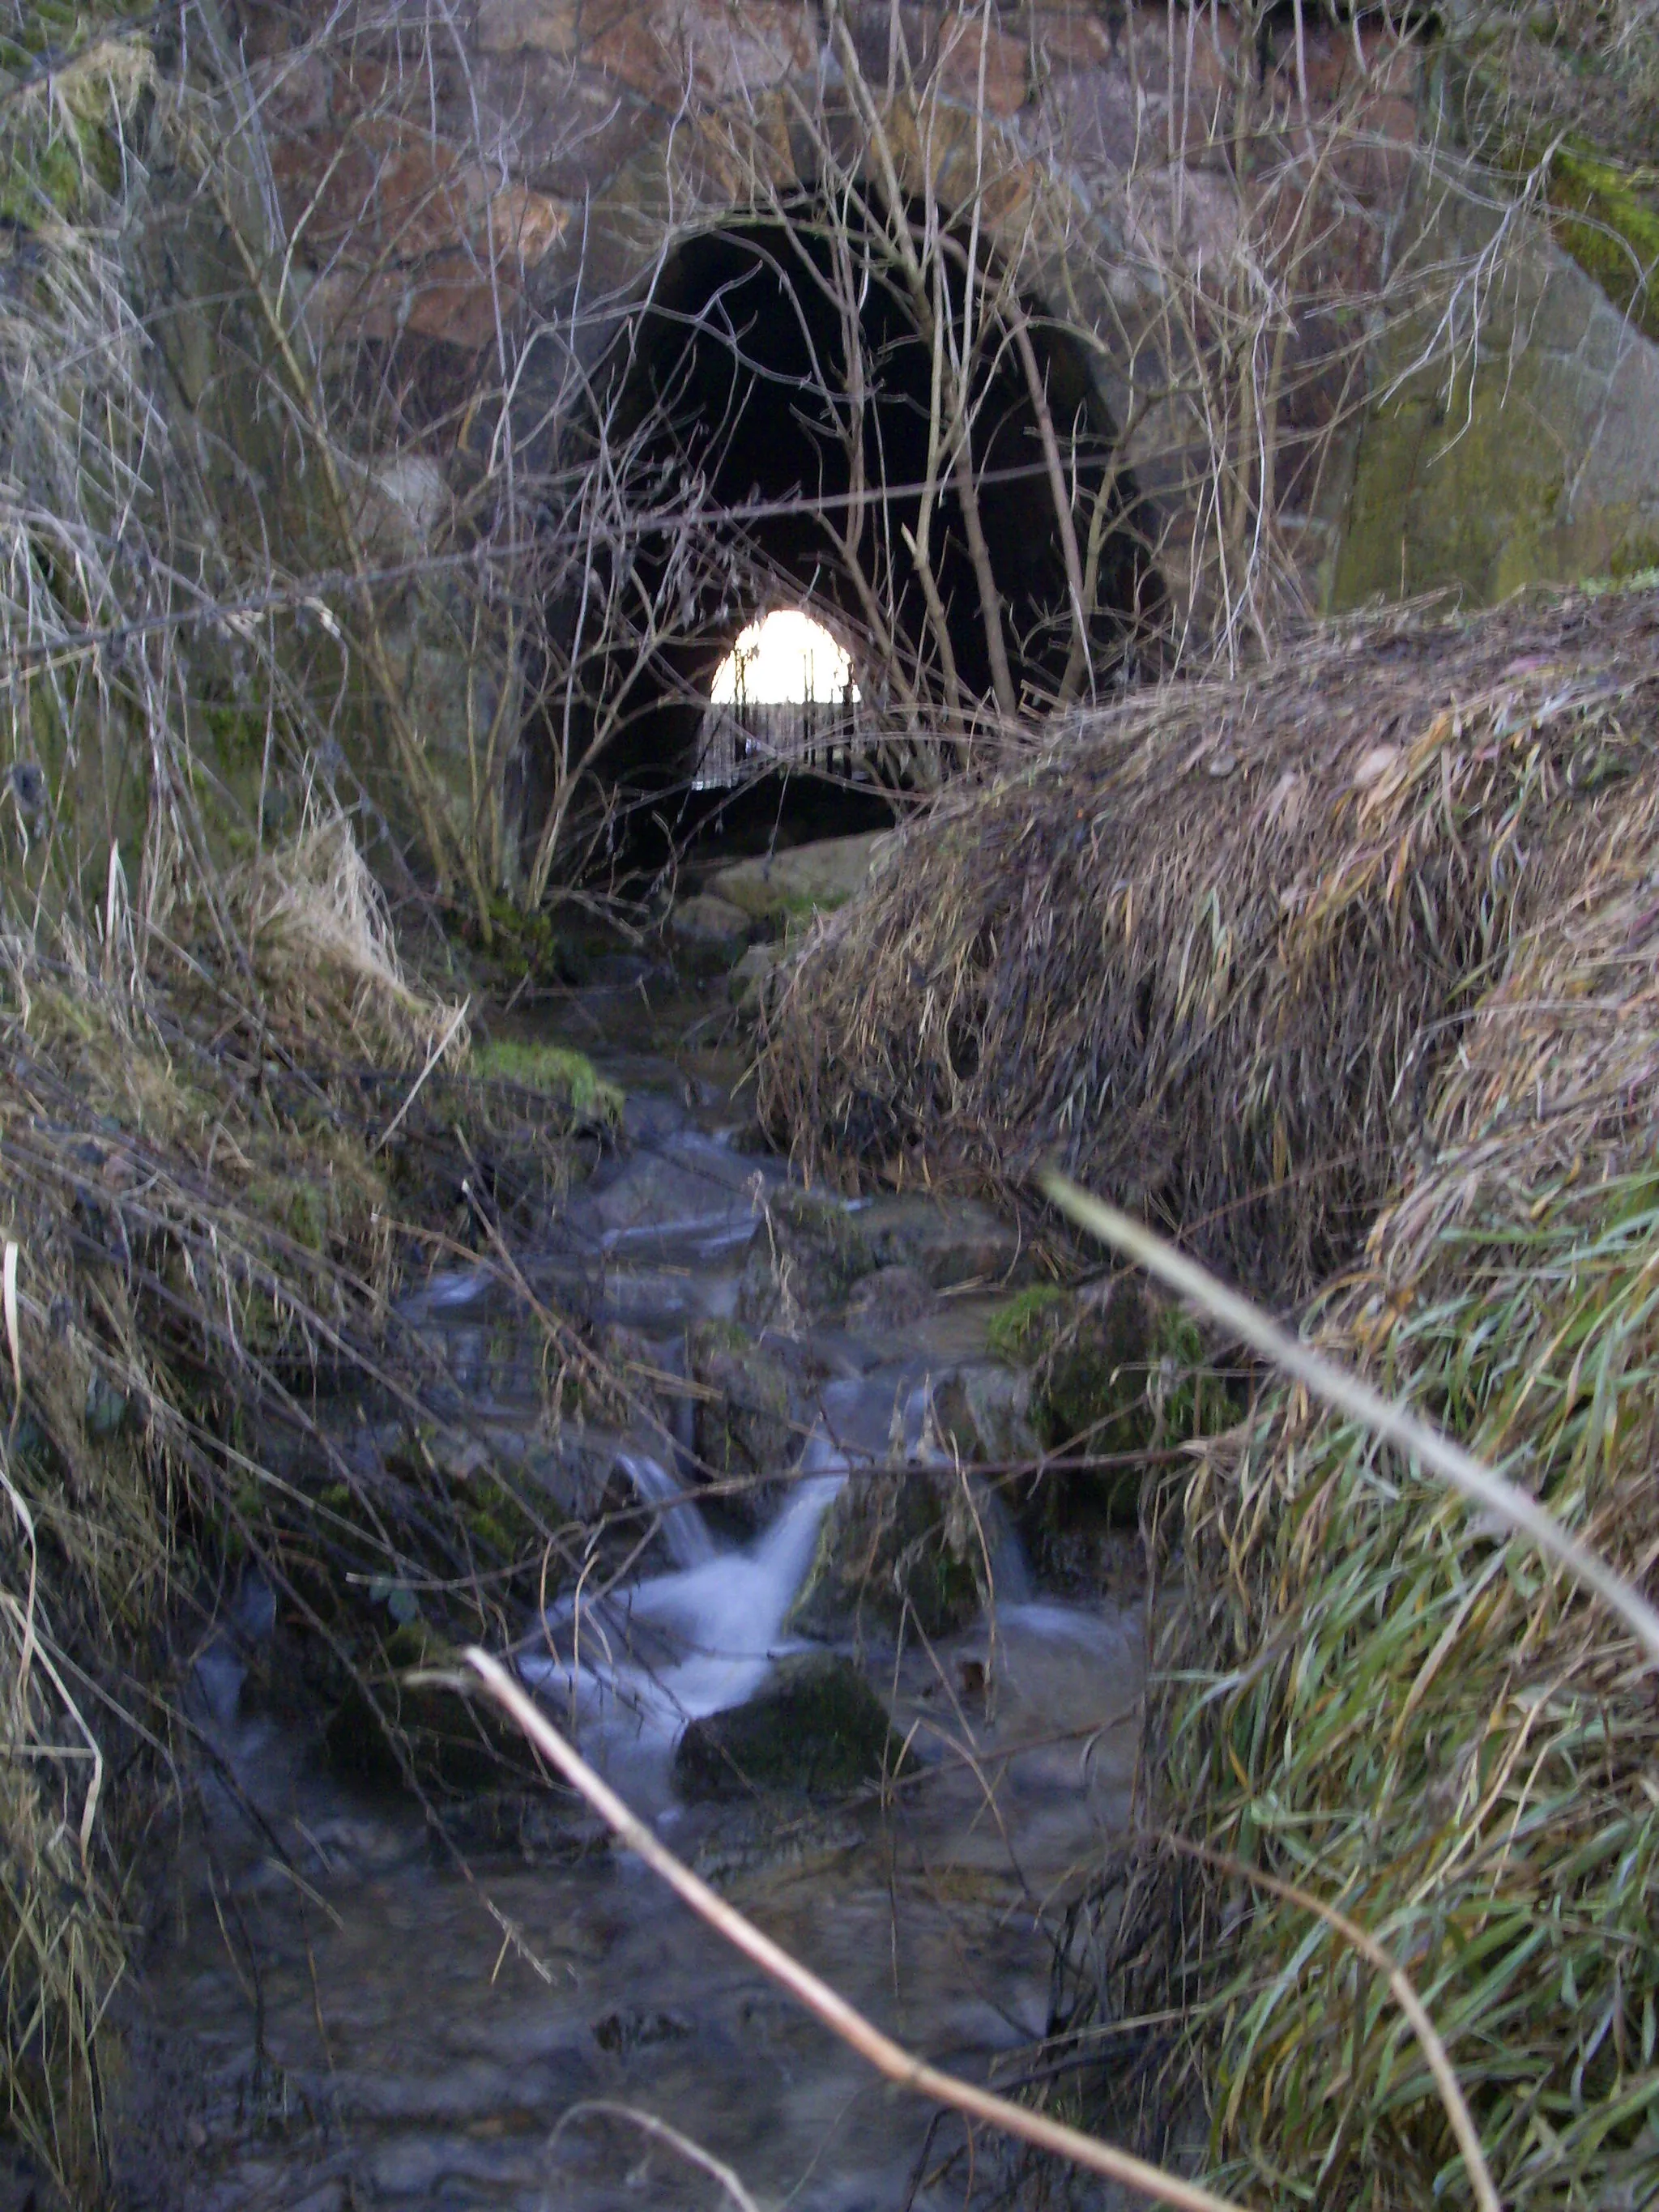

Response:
(709, 609), (859, 706)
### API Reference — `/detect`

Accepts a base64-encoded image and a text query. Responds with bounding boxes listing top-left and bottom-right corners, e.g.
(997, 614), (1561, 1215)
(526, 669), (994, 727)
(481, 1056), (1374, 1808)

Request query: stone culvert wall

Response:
(244, 2), (1420, 605)
(205, 2), (1659, 894)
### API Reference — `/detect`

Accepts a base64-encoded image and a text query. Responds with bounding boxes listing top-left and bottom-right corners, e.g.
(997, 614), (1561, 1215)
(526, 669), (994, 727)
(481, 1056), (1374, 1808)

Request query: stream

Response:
(118, 956), (1145, 2212)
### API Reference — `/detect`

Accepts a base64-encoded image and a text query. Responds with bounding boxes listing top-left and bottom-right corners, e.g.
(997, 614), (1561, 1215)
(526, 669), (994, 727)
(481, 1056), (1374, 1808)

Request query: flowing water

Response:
(119, 958), (1145, 2212)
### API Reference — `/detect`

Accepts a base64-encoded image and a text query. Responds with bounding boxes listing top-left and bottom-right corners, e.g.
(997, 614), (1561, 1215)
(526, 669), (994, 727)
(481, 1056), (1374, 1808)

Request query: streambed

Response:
(119, 958), (1146, 2212)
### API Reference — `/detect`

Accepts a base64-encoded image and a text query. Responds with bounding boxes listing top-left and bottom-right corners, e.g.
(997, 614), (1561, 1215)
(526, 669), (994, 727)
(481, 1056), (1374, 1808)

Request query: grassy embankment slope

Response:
(761, 580), (1659, 2208)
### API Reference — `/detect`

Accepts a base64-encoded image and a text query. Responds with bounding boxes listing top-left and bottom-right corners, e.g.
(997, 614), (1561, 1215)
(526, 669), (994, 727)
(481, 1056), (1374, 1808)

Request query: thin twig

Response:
(1039, 1172), (1659, 1672)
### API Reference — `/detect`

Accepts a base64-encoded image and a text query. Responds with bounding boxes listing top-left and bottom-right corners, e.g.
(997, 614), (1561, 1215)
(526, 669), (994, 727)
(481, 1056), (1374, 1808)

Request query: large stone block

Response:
(934, 9), (1030, 116)
(706, 830), (895, 927)
(476, 0), (580, 55)
(1335, 205), (1659, 607)
(273, 113), (569, 347)
(585, 0), (815, 109)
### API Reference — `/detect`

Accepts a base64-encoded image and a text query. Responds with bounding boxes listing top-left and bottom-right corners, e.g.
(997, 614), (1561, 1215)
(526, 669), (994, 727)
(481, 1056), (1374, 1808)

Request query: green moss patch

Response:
(986, 1283), (1068, 1364)
(1546, 147), (1659, 342)
(467, 1038), (622, 1124)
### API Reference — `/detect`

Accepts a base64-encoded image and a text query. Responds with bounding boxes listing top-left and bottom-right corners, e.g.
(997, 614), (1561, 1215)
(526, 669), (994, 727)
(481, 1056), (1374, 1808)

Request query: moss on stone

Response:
(986, 1282), (1068, 1365)
(1546, 147), (1659, 343)
(468, 1038), (622, 1124)
(789, 1464), (985, 1640)
(673, 1653), (906, 1801)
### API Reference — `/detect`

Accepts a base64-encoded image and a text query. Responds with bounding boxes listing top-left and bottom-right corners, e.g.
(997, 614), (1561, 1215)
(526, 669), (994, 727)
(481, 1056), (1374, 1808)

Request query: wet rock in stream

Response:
(845, 1261), (934, 1332)
(688, 1317), (802, 1528)
(667, 892), (751, 967)
(736, 1186), (875, 1325)
(689, 1804), (865, 1891)
(932, 1361), (1040, 1465)
(727, 939), (786, 1016)
(737, 1185), (1033, 1332)
(981, 1276), (1239, 1589)
(673, 1652), (906, 1801)
(322, 1623), (544, 1795)
(114, 947), (1164, 2212)
(788, 1462), (992, 1641)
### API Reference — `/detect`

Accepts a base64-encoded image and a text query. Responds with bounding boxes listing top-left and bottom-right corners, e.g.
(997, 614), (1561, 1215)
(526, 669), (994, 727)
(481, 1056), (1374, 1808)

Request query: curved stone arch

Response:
(510, 69), (1172, 876)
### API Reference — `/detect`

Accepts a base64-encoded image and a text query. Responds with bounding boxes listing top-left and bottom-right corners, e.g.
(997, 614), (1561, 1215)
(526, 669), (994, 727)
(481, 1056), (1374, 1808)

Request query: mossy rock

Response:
(689, 1318), (797, 1528)
(983, 1281), (1236, 1557)
(375, 1426), (547, 1565)
(987, 1278), (1153, 1451)
(1547, 147), (1659, 343)
(736, 1186), (876, 1327)
(986, 1284), (1068, 1365)
(789, 1464), (987, 1641)
(673, 1653), (906, 1801)
(931, 1362), (1040, 1466)
(322, 1622), (540, 1796)
(467, 1038), (622, 1125)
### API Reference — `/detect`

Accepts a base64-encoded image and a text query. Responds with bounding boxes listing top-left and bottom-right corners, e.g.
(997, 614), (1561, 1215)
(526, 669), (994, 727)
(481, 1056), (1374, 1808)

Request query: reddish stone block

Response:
(1030, 6), (1114, 71)
(936, 10), (1030, 116)
(586, 0), (814, 109)
(475, 0), (579, 56)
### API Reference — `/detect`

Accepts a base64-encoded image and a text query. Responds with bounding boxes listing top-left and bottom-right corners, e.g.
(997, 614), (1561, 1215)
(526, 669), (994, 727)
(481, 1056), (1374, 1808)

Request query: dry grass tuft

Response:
(760, 584), (1659, 1304)
(761, 580), (1659, 2206)
(228, 816), (470, 1070)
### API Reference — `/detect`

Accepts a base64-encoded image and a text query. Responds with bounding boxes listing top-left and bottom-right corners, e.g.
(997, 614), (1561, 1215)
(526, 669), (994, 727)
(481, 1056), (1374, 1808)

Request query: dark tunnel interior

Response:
(523, 195), (1166, 870)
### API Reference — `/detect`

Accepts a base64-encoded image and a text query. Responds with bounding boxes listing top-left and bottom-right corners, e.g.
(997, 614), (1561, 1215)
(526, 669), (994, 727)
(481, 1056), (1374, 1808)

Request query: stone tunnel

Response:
(237, 0), (1659, 887)
(514, 195), (1168, 850)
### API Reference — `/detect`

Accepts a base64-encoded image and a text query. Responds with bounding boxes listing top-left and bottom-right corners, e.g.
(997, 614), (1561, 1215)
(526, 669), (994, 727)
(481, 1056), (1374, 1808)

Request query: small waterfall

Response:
(616, 1450), (716, 1570)
(525, 1433), (849, 1749)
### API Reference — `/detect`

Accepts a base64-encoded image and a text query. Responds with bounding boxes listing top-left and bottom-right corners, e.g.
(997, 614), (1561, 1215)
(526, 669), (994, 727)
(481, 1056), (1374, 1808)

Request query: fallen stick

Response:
(463, 1647), (1245, 2212)
(1040, 1170), (1659, 1672)
(373, 996), (470, 1153)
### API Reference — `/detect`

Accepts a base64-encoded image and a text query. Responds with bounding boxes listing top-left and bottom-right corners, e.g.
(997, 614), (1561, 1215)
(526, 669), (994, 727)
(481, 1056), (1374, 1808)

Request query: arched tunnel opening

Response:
(520, 193), (1166, 883)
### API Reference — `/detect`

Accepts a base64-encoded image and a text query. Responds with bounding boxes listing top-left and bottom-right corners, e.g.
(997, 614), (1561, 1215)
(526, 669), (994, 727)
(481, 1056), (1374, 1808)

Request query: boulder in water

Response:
(668, 893), (752, 966)
(689, 1317), (799, 1528)
(736, 1187), (1034, 1331)
(857, 1191), (1033, 1289)
(673, 1652), (905, 1801)
(706, 832), (895, 931)
(727, 940), (786, 1014)
(788, 1463), (990, 1641)
(845, 1262), (933, 1332)
(983, 1279), (1235, 1588)
(932, 1362), (1040, 1466)
(323, 1622), (543, 1795)
(736, 1186), (877, 1328)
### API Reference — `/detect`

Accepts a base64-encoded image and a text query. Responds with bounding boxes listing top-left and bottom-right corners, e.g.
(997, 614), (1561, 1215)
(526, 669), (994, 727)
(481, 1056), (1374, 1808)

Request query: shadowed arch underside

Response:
(522, 193), (1167, 873)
